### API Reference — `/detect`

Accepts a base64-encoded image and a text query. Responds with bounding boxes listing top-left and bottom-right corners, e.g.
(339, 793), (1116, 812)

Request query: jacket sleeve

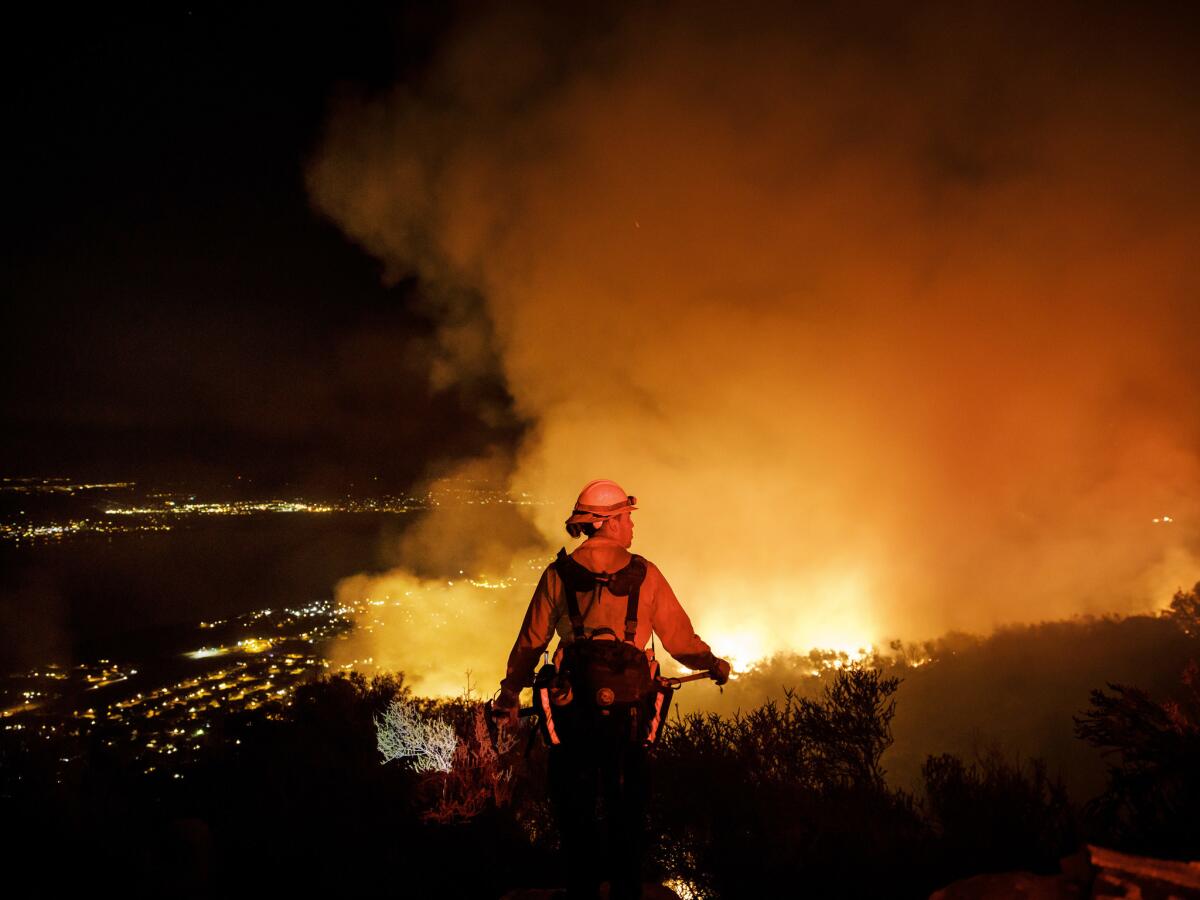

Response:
(649, 564), (719, 672)
(499, 566), (559, 696)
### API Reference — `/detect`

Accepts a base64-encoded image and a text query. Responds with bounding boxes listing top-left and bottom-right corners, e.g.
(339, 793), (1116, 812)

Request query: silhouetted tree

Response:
(922, 746), (1075, 882)
(1074, 660), (1200, 857)
(1167, 582), (1200, 636)
(648, 665), (929, 899)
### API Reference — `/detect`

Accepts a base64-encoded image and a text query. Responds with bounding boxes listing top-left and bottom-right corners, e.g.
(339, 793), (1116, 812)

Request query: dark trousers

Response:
(548, 714), (649, 900)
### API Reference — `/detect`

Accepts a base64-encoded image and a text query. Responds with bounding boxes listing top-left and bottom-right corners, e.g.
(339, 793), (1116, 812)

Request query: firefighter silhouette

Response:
(496, 480), (730, 900)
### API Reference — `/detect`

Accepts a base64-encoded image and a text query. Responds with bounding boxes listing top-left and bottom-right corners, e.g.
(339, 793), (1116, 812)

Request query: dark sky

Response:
(4, 6), (519, 493)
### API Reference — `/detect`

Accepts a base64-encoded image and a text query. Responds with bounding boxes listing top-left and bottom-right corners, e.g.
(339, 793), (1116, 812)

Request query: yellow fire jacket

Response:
(500, 540), (718, 697)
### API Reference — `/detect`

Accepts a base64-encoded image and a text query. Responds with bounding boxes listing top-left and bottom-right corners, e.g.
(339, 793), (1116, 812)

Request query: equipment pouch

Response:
(561, 630), (653, 710)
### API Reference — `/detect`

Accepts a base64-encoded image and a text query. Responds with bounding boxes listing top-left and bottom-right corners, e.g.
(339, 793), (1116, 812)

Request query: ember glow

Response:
(310, 2), (1200, 694)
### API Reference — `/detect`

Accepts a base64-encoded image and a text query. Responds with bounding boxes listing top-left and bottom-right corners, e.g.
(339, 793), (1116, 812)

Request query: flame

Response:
(692, 568), (878, 671)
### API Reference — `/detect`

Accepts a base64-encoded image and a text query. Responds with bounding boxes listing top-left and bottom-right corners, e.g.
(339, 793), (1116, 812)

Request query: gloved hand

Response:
(491, 687), (520, 726)
(710, 658), (732, 686)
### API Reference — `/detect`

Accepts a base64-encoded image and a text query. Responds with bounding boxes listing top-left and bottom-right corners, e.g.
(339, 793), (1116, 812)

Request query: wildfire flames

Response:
(311, 3), (1199, 696)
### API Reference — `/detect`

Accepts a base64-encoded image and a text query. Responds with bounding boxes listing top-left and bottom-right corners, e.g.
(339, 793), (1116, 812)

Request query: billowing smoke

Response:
(310, 2), (1200, 692)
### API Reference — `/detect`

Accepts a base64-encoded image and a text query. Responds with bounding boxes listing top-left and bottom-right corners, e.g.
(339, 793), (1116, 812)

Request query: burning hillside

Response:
(308, 1), (1199, 690)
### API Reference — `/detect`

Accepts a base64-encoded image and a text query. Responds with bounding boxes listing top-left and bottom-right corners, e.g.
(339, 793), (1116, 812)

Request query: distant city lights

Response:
(0, 476), (558, 780)
(0, 476), (546, 545)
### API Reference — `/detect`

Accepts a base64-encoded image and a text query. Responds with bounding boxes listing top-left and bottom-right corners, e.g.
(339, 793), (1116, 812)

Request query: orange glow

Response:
(311, 5), (1200, 698)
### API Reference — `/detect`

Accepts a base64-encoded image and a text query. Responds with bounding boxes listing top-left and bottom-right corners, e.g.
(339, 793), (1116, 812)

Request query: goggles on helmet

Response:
(565, 495), (637, 525)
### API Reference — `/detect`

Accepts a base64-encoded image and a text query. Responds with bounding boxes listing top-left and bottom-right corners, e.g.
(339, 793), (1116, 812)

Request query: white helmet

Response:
(565, 479), (637, 536)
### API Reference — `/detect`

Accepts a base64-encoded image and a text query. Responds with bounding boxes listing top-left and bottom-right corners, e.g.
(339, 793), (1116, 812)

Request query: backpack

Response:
(532, 549), (674, 747)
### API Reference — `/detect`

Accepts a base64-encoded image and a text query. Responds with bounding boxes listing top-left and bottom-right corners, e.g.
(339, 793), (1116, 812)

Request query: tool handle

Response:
(663, 670), (718, 688)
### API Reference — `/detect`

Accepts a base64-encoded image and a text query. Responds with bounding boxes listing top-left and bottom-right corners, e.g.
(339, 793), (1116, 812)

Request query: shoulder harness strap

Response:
(552, 550), (648, 643)
(621, 555), (646, 643)
(554, 548), (586, 639)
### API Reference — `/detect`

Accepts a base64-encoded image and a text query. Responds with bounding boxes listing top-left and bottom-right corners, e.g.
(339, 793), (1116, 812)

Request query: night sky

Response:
(5, 6), (518, 492)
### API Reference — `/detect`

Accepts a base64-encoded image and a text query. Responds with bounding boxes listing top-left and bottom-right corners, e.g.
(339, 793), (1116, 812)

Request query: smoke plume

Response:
(310, 1), (1200, 691)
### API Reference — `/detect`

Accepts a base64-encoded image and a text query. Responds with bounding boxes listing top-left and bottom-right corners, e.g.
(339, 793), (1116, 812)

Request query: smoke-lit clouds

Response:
(310, 1), (1200, 686)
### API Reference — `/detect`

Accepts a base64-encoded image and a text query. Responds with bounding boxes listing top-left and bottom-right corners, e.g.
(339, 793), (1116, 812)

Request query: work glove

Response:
(491, 687), (520, 726)
(710, 658), (732, 686)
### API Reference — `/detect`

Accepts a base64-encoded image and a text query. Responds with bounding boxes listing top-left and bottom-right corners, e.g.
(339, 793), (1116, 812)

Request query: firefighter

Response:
(495, 479), (730, 900)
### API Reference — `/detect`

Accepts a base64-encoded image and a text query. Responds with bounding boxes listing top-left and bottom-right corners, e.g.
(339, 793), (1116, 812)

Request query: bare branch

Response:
(375, 698), (458, 773)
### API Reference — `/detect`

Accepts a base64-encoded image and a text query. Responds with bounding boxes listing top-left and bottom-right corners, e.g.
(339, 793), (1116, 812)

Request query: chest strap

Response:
(553, 548), (646, 643)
